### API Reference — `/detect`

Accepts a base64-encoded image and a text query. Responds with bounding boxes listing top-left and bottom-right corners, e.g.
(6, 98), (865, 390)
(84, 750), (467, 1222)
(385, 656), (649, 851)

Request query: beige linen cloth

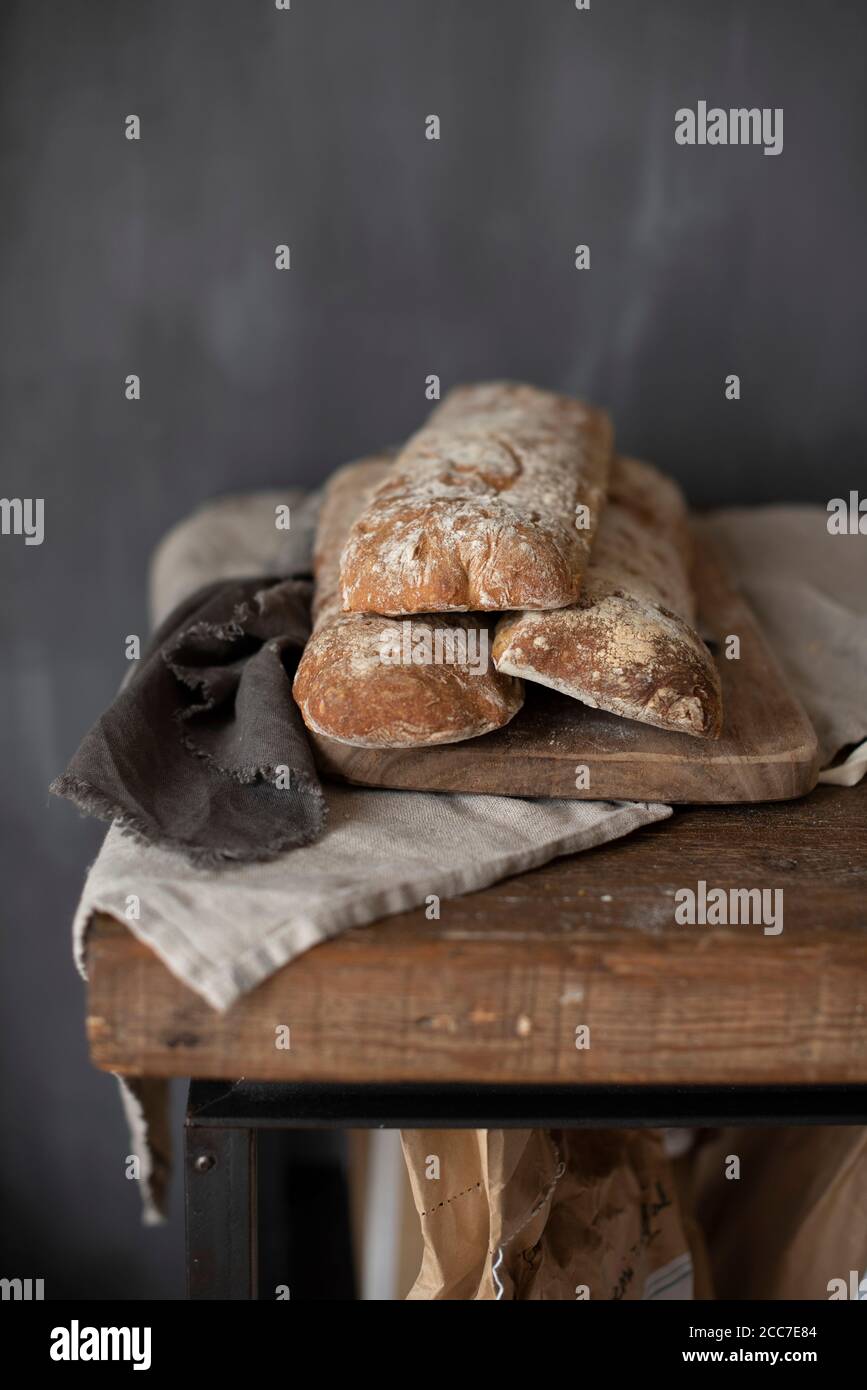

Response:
(72, 496), (866, 1277)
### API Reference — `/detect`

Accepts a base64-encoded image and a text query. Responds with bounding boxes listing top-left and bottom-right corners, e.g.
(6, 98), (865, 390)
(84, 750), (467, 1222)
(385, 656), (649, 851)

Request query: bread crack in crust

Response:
(339, 382), (613, 615)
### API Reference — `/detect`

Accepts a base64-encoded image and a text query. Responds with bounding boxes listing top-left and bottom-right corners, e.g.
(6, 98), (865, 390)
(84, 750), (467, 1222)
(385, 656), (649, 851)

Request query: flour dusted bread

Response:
(293, 457), (524, 748)
(493, 457), (723, 739)
(339, 382), (613, 614)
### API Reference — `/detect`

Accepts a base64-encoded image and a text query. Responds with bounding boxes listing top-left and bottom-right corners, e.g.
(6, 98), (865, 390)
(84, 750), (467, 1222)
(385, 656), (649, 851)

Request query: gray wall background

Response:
(1, 0), (865, 1298)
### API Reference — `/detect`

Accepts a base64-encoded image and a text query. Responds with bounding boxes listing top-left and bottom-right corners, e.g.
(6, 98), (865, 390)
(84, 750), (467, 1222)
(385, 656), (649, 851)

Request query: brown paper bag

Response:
(689, 1126), (867, 1300)
(401, 1127), (699, 1300)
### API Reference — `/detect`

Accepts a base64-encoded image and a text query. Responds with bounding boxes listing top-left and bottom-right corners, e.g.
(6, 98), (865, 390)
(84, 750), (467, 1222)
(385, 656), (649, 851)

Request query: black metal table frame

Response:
(184, 1079), (867, 1299)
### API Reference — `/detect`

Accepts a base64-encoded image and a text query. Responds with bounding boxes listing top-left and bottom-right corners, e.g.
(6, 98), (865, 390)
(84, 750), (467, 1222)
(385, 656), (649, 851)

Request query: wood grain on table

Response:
(86, 782), (867, 1087)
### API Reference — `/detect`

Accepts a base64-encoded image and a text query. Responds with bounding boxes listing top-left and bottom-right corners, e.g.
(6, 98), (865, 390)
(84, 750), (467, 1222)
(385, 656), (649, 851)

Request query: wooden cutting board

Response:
(309, 542), (820, 804)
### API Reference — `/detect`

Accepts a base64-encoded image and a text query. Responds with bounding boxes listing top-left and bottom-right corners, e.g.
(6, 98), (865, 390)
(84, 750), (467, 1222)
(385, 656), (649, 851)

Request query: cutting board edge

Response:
(313, 741), (821, 805)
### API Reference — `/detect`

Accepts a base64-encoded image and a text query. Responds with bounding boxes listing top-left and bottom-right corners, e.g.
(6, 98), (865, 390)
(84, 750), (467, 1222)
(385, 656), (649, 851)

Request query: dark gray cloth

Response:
(51, 573), (325, 865)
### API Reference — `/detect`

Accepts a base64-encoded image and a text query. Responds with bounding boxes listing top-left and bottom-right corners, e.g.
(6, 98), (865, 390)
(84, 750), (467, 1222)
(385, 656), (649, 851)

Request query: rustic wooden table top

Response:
(86, 780), (867, 1087)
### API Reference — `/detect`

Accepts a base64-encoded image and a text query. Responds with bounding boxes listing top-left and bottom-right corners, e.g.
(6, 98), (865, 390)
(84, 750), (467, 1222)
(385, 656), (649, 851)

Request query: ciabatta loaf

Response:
(492, 457), (723, 739)
(339, 382), (612, 614)
(294, 457), (524, 748)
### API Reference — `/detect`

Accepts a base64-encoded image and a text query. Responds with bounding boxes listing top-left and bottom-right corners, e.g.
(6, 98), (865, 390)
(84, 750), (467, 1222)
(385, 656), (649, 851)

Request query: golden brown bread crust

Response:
(492, 457), (723, 739)
(310, 456), (394, 620)
(338, 382), (613, 614)
(294, 457), (524, 748)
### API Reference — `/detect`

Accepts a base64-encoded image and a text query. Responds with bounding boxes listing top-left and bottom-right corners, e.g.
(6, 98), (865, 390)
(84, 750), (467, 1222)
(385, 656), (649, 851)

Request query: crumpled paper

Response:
(400, 1128), (698, 1300)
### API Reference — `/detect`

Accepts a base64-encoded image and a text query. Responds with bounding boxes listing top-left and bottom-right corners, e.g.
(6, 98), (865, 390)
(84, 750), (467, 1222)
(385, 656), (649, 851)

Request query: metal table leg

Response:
(186, 1105), (258, 1300)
